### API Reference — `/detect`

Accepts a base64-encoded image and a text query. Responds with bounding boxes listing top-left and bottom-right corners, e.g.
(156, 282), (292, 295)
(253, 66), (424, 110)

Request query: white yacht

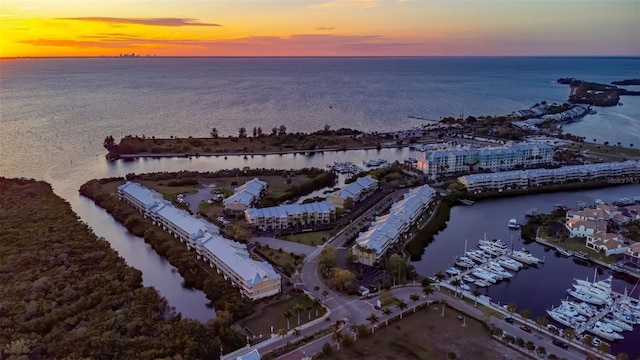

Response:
(572, 283), (611, 301)
(546, 309), (580, 329)
(561, 301), (595, 317)
(588, 322), (624, 341)
(472, 269), (499, 283)
(620, 296), (640, 312)
(509, 250), (540, 265)
(479, 238), (508, 251)
(611, 309), (639, 325)
(485, 262), (513, 278)
(508, 218), (520, 229)
(454, 257), (475, 268)
(556, 248), (572, 257)
(474, 279), (490, 287)
(567, 289), (606, 306)
(462, 275), (476, 283)
(466, 250), (487, 263)
(498, 258), (522, 271)
(575, 275), (612, 295)
(479, 245), (501, 256)
(445, 267), (461, 276)
(553, 304), (586, 322)
(599, 317), (628, 332)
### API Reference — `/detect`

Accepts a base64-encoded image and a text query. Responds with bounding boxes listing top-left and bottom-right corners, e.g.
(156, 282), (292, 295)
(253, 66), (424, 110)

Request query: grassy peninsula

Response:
(104, 127), (392, 160)
(0, 178), (245, 359)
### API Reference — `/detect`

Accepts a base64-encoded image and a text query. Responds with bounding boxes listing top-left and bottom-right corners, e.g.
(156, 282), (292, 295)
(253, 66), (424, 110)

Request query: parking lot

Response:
(350, 262), (386, 291)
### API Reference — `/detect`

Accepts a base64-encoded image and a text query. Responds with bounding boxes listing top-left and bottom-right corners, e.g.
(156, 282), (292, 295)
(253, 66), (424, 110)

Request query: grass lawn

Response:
(324, 304), (527, 360)
(238, 294), (325, 337)
(567, 142), (640, 162)
(254, 245), (302, 274)
(286, 230), (332, 246)
(550, 236), (618, 264)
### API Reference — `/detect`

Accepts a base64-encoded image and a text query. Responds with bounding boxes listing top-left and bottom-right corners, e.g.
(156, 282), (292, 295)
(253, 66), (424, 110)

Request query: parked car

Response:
(519, 325), (532, 333)
(505, 317), (515, 324)
(552, 339), (569, 350)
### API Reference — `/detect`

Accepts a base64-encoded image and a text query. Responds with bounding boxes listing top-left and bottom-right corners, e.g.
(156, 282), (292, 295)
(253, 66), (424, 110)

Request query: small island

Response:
(612, 78), (640, 86)
(557, 78), (640, 106)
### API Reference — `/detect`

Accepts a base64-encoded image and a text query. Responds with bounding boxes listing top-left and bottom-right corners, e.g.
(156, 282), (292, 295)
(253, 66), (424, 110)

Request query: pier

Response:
(574, 296), (622, 336)
(535, 236), (640, 280)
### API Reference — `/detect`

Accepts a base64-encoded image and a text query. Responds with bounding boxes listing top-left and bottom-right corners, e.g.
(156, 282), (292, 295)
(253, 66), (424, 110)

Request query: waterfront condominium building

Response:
(416, 142), (554, 180)
(457, 160), (640, 192)
(223, 178), (268, 213)
(327, 175), (379, 209)
(244, 201), (336, 230)
(353, 185), (436, 266)
(117, 181), (281, 300)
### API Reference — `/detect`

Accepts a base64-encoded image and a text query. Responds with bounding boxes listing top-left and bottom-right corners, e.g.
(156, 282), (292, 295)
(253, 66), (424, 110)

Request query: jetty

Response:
(458, 199), (475, 205)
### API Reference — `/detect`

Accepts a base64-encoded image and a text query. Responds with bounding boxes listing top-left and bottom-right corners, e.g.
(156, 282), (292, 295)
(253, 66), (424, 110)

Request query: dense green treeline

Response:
(0, 178), (245, 359)
(79, 179), (255, 321)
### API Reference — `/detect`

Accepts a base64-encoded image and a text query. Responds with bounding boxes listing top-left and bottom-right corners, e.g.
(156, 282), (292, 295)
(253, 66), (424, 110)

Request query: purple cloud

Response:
(57, 17), (221, 27)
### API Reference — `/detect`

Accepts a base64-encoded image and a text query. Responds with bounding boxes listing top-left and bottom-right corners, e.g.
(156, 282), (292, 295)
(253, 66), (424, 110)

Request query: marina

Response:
(412, 185), (640, 358)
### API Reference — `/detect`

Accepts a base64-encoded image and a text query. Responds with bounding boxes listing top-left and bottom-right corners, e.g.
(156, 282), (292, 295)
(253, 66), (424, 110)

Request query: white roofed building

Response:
(245, 201), (336, 230)
(196, 234), (281, 300)
(353, 184), (436, 266)
(327, 175), (379, 209)
(117, 181), (280, 300)
(224, 178), (268, 213)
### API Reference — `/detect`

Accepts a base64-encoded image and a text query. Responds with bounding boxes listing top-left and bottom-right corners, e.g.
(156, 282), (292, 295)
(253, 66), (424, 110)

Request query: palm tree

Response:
(597, 341), (611, 356)
(423, 285), (434, 298)
(349, 323), (359, 341)
(581, 334), (593, 349)
(366, 313), (379, 333)
(536, 345), (546, 358)
(292, 303), (304, 325)
(506, 303), (517, 316)
(535, 316), (547, 331)
(283, 310), (292, 330)
(434, 271), (446, 283)
(563, 327), (575, 342)
(331, 330), (343, 350)
(277, 328), (287, 337)
(520, 309), (532, 323)
(397, 299), (408, 319)
(525, 341), (535, 354)
(382, 307), (392, 315)
(472, 288), (481, 307)
(450, 278), (462, 297)
(210, 127), (219, 138)
(409, 293), (419, 302)
(292, 328), (301, 338)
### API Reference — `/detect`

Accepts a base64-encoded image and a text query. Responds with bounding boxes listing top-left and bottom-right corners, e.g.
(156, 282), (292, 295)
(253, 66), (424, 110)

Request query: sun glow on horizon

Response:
(1, 0), (639, 58)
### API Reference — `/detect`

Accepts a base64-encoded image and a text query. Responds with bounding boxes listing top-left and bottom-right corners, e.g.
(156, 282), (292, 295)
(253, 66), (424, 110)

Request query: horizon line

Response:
(3, 55), (640, 60)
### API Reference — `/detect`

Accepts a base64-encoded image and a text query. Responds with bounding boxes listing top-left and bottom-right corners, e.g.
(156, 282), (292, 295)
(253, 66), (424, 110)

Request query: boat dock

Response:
(574, 297), (622, 335)
(458, 199), (475, 205)
(535, 236), (640, 280)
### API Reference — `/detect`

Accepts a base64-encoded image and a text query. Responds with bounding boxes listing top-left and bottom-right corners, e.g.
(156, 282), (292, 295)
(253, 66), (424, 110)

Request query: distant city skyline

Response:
(2, 0), (639, 58)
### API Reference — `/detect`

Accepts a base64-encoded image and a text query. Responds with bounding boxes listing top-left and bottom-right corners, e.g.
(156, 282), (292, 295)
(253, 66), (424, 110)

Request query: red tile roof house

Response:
(622, 204), (640, 221)
(596, 204), (621, 218)
(586, 231), (629, 256)
(624, 242), (640, 265)
(565, 208), (609, 221)
(565, 219), (607, 238)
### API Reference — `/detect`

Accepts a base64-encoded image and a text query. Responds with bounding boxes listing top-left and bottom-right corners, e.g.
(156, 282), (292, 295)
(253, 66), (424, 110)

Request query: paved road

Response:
(251, 236), (317, 257)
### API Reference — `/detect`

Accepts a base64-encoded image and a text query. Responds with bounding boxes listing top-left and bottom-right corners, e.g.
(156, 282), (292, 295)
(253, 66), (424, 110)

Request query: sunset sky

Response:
(1, 0), (639, 57)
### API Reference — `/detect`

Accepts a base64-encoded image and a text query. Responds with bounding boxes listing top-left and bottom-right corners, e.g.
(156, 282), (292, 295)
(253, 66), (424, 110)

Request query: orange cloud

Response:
(56, 17), (221, 27)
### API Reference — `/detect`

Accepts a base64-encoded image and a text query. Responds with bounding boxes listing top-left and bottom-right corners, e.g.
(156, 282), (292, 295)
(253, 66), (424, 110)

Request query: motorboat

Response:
(509, 250), (540, 265)
(588, 322), (624, 341)
(611, 310), (639, 325)
(553, 304), (586, 322)
(620, 297), (640, 312)
(459, 282), (471, 291)
(556, 248), (572, 257)
(479, 245), (501, 257)
(462, 275), (476, 283)
(479, 238), (509, 251)
(508, 218), (520, 229)
(445, 267), (461, 276)
(363, 158), (388, 167)
(466, 250), (487, 263)
(472, 269), (499, 283)
(497, 258), (522, 271)
(567, 289), (606, 306)
(485, 262), (513, 278)
(561, 301), (595, 317)
(572, 283), (610, 301)
(454, 257), (475, 268)
(575, 275), (612, 295)
(546, 309), (580, 329)
(591, 337), (602, 347)
(474, 279), (489, 287)
(600, 317), (631, 332)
